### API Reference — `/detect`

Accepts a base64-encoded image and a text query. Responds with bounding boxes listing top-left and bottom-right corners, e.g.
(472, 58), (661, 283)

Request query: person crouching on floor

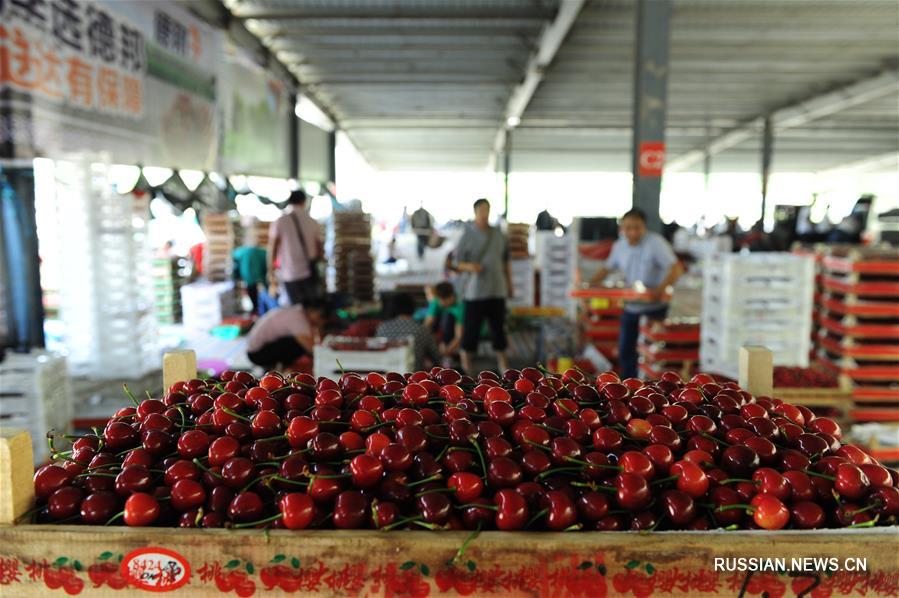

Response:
(245, 298), (329, 370)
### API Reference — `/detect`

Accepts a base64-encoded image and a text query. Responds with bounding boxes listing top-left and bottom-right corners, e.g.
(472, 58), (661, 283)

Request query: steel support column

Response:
(760, 116), (774, 228)
(503, 129), (511, 218)
(631, 0), (672, 233)
(289, 94), (299, 181)
(328, 130), (338, 185)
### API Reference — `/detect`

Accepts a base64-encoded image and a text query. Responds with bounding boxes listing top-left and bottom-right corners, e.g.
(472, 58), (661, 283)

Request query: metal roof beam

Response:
(816, 151), (899, 176)
(231, 6), (554, 20)
(489, 0), (586, 170)
(666, 68), (899, 172)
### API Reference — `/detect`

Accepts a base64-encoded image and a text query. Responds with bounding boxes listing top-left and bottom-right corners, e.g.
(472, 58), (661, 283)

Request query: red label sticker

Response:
(120, 547), (190, 592)
(638, 141), (666, 177)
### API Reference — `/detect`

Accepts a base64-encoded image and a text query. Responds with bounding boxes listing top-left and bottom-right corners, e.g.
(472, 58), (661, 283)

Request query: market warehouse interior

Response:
(2, 0), (899, 548)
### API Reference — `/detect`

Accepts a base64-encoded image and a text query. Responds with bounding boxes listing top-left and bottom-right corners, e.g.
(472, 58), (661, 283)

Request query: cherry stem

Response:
(381, 515), (424, 531)
(363, 421), (394, 433)
(536, 466), (584, 480)
(538, 424), (565, 434)
(192, 458), (224, 479)
(232, 513), (283, 529)
(700, 432), (731, 447)
(221, 407), (251, 423)
(719, 478), (753, 484)
(451, 524), (481, 565)
(557, 402), (576, 417)
(803, 469), (836, 481)
(105, 512), (124, 526)
(456, 503), (498, 511)
(847, 515), (879, 528)
(715, 504), (753, 514)
(470, 438), (487, 479)
(122, 384), (140, 407)
(415, 487), (456, 498)
(650, 474), (681, 486)
(15, 503), (44, 524)
(563, 523), (583, 532)
(848, 503), (879, 517)
(524, 440), (552, 453)
(406, 474), (444, 488)
(526, 508), (548, 528)
(563, 456), (621, 470)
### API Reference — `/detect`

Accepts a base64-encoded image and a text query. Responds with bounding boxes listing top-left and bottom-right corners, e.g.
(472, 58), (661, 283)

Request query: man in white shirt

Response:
(590, 208), (683, 379)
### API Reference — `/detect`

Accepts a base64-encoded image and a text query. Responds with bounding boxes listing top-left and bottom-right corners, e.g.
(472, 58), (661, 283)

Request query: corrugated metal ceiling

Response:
(227, 0), (898, 172)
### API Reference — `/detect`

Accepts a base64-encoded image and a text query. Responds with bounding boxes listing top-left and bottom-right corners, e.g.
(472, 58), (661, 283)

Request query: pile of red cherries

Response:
(31, 367), (899, 532)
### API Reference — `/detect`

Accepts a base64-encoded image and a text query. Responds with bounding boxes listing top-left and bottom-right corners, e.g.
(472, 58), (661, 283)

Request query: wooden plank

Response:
(162, 350), (197, 391)
(739, 346), (774, 397)
(0, 429), (34, 524)
(0, 525), (896, 596)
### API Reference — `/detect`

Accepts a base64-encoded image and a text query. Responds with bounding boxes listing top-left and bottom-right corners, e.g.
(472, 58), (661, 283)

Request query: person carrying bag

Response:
(268, 190), (324, 305)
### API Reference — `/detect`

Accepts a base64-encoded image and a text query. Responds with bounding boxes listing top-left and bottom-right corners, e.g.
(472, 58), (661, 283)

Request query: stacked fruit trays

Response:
(817, 247), (899, 431)
(152, 257), (186, 325)
(638, 319), (701, 380)
(506, 223), (530, 259)
(792, 244), (826, 359)
(202, 213), (239, 282)
(570, 287), (659, 367)
(333, 212), (374, 302)
(537, 232), (575, 311)
(1, 348), (897, 596)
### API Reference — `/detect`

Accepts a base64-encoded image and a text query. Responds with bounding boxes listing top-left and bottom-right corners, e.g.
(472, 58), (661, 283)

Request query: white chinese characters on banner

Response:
(0, 0), (146, 118)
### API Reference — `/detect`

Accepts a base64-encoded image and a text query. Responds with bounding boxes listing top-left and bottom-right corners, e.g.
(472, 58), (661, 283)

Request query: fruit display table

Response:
(1, 349), (897, 596)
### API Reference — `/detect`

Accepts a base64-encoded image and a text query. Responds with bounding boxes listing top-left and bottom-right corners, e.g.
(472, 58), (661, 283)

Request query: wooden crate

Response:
(0, 350), (897, 596)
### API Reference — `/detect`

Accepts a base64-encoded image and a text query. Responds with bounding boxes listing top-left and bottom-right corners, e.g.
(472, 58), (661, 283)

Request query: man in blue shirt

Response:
(590, 208), (683, 379)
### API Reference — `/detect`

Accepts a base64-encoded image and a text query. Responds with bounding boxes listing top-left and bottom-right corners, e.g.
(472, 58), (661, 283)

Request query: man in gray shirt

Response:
(590, 208), (683, 379)
(454, 198), (512, 373)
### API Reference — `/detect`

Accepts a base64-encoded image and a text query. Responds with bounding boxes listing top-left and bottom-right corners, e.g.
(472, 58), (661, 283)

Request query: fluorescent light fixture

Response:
(142, 166), (173, 187)
(179, 169), (205, 192)
(109, 164), (141, 193)
(296, 94), (334, 131)
(506, 116), (521, 128)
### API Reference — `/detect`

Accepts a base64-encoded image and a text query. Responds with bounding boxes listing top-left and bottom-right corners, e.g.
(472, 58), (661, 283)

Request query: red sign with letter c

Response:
(638, 141), (666, 177)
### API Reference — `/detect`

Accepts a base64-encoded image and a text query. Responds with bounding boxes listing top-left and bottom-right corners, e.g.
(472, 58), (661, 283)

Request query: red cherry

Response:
(34, 465), (72, 500)
(670, 461), (709, 498)
(124, 492), (160, 526)
(494, 489), (528, 530)
(349, 454), (384, 488)
(171, 479), (206, 511)
(834, 463), (870, 500)
(750, 494), (789, 530)
(448, 472), (484, 503)
(279, 493), (315, 529)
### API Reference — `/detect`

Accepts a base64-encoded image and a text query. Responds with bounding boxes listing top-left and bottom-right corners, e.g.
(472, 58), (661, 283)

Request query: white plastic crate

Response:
(509, 258), (535, 308)
(314, 336), (414, 379)
(51, 160), (159, 379)
(704, 252), (814, 281)
(0, 352), (73, 463)
(181, 281), (237, 332)
(700, 252), (814, 378)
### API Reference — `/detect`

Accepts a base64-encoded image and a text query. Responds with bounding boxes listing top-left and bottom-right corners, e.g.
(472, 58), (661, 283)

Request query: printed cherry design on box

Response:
(88, 552), (128, 589)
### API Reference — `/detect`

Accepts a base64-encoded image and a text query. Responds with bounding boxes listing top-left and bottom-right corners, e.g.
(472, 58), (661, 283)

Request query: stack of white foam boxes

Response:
(700, 252), (815, 379)
(53, 161), (159, 379)
(536, 232), (575, 315)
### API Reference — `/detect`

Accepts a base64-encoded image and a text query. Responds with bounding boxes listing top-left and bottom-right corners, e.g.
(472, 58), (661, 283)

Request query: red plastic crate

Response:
(820, 315), (899, 339)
